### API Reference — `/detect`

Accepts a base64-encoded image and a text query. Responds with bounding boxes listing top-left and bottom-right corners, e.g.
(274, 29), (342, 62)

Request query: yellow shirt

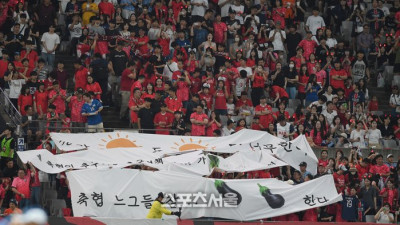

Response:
(82, 2), (98, 26)
(146, 200), (172, 219)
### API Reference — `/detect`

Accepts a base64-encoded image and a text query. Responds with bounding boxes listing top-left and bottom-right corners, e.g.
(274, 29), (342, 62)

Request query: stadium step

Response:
(56, 53), (130, 130)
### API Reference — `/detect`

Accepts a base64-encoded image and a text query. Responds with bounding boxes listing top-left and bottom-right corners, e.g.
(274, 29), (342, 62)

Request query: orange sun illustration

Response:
(171, 138), (216, 151)
(98, 133), (141, 149)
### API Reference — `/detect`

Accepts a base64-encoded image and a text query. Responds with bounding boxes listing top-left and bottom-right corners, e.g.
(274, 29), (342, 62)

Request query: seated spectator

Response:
(3, 199), (22, 216)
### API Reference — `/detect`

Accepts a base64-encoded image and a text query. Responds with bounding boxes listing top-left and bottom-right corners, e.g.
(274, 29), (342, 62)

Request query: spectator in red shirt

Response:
(33, 83), (48, 116)
(213, 15), (227, 44)
(98, 0), (115, 19)
(214, 80), (229, 115)
(297, 31), (318, 59)
(85, 75), (102, 100)
(165, 88), (183, 113)
(120, 62), (136, 119)
(18, 85), (33, 116)
(266, 85), (289, 105)
(20, 41), (38, 69)
(12, 166), (35, 208)
(255, 96), (273, 130)
(130, 75), (145, 97)
(129, 88), (145, 127)
(48, 81), (67, 114)
(153, 103), (173, 135)
(73, 60), (89, 91)
(190, 105), (209, 136)
(250, 66), (268, 106)
(370, 154), (390, 178)
(67, 88), (87, 132)
(330, 61), (348, 91)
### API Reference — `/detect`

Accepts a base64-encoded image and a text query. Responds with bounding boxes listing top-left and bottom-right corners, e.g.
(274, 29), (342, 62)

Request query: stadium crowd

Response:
(1, 0), (400, 222)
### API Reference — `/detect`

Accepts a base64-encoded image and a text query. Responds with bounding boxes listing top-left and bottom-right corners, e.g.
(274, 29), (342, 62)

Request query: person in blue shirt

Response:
(341, 187), (359, 222)
(299, 162), (311, 180)
(81, 93), (104, 133)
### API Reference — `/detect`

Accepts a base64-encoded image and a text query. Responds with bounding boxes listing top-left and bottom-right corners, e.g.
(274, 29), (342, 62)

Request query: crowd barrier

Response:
(47, 217), (379, 225)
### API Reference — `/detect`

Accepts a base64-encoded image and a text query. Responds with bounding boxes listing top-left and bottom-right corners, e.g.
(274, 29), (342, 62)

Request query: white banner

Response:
(50, 130), (317, 174)
(17, 149), (287, 175)
(67, 169), (342, 220)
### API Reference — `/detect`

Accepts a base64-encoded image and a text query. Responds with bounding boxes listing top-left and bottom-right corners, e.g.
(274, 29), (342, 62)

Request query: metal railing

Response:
(0, 87), (22, 132)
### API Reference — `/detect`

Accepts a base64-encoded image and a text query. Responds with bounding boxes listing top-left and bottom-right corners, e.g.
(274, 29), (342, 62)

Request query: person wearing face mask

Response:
(284, 60), (299, 99)
(374, 202), (394, 223)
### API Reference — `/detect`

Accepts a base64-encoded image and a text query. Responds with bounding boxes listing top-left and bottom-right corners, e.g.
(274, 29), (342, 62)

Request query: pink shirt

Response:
(315, 70), (326, 86)
(12, 172), (31, 201)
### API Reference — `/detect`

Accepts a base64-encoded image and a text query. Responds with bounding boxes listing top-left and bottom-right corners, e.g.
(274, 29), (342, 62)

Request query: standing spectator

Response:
(90, 53), (109, 102)
(11, 166), (35, 208)
(98, 0), (115, 19)
(119, 62), (136, 119)
(389, 86), (400, 117)
(48, 81), (66, 115)
(213, 15), (227, 45)
(269, 21), (286, 52)
(297, 31), (318, 60)
(109, 41), (128, 104)
(276, 115), (295, 141)
(73, 61), (89, 91)
(55, 62), (68, 90)
(0, 126), (14, 170)
(350, 51), (370, 83)
(40, 24), (59, 67)
(330, 61), (348, 91)
(68, 15), (82, 57)
(153, 103), (173, 135)
(306, 7), (325, 35)
(85, 75), (102, 100)
(138, 98), (155, 133)
(81, 0), (99, 26)
(67, 88), (86, 133)
(129, 88), (144, 128)
(190, 0), (208, 22)
(5, 24), (24, 60)
(357, 25), (374, 54)
(190, 105), (208, 136)
(120, 0), (136, 19)
(255, 96), (273, 130)
(350, 120), (367, 148)
(34, 0), (57, 34)
(250, 66), (267, 106)
(81, 93), (104, 133)
(366, 0), (385, 33)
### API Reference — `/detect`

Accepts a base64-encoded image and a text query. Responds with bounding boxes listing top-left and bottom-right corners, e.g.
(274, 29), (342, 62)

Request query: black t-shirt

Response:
(2, 165), (18, 179)
(22, 114), (39, 133)
(90, 59), (109, 81)
(272, 71), (285, 87)
(26, 81), (39, 95)
(109, 49), (128, 76)
(284, 68), (298, 87)
(226, 19), (240, 39)
(138, 107), (155, 129)
(286, 32), (302, 58)
(5, 33), (24, 53)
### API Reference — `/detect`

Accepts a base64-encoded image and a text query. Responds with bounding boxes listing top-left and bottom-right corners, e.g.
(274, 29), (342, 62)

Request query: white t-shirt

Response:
(350, 129), (366, 148)
(322, 109), (337, 125)
(306, 15), (325, 35)
(9, 79), (26, 99)
(41, 32), (60, 54)
(230, 5), (244, 24)
(269, 30), (286, 51)
(191, 0), (208, 17)
(367, 129), (382, 144)
(326, 38), (337, 48)
(163, 61), (178, 80)
(276, 123), (292, 141)
(218, 0), (232, 18)
(69, 23), (82, 39)
(237, 66), (252, 77)
(244, 15), (260, 33)
(377, 212), (393, 224)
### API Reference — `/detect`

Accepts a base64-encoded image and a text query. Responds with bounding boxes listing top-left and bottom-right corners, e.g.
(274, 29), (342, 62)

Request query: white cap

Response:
(21, 208), (48, 225)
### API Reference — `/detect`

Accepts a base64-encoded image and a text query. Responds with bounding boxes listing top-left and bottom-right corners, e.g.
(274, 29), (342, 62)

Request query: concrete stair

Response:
(56, 54), (129, 129)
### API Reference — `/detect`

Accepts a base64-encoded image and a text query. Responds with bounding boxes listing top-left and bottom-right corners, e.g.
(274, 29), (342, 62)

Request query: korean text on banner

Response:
(67, 169), (342, 221)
